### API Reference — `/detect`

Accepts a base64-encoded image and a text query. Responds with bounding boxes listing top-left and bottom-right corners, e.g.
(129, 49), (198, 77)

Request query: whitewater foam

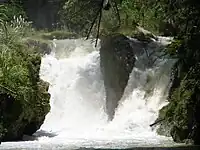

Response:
(39, 37), (175, 140)
(0, 37), (178, 149)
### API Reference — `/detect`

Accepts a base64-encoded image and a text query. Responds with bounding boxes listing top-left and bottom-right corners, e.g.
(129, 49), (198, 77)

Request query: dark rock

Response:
(0, 92), (23, 141)
(170, 125), (189, 143)
(100, 34), (136, 120)
(22, 0), (64, 29)
(0, 80), (50, 142)
(25, 39), (52, 55)
(24, 80), (50, 136)
(159, 21), (179, 36)
(157, 60), (200, 145)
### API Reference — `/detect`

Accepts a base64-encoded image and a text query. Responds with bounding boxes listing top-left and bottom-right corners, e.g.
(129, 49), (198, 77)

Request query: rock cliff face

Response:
(100, 34), (136, 120)
(157, 40), (200, 145)
(23, 0), (64, 29)
(157, 64), (200, 144)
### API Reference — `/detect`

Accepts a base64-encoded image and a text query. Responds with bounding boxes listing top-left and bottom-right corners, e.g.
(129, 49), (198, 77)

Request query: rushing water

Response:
(0, 37), (181, 150)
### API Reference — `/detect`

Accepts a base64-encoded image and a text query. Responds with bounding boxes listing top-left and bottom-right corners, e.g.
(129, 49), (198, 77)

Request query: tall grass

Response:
(0, 13), (33, 99)
(0, 6), (50, 140)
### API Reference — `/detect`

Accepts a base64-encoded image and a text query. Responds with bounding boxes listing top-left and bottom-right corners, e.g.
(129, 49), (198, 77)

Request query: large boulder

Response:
(100, 34), (136, 120)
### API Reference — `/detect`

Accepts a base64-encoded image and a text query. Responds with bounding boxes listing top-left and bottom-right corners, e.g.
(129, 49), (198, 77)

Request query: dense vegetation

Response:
(0, 2), (50, 141)
(154, 0), (200, 144)
(58, 0), (174, 36)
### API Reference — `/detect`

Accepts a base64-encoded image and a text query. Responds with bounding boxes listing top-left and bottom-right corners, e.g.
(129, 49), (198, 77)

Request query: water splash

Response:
(0, 37), (178, 149)
(38, 37), (175, 142)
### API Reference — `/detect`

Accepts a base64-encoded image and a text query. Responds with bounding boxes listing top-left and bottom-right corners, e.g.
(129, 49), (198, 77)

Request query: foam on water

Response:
(0, 37), (178, 149)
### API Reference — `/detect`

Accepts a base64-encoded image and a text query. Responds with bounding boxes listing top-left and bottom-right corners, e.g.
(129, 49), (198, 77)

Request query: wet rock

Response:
(100, 34), (136, 120)
(25, 39), (52, 55)
(170, 125), (189, 143)
(24, 80), (50, 136)
(157, 61), (200, 145)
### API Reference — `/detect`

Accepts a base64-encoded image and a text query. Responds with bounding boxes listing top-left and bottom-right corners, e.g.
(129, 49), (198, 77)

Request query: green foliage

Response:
(165, 40), (182, 57)
(119, 0), (163, 33)
(0, 27), (48, 113)
(59, 0), (101, 34)
(0, 1), (25, 22)
(149, 1), (200, 144)
(100, 9), (121, 35)
(1, 0), (200, 143)
(158, 62), (200, 143)
(0, 11), (50, 141)
(58, 0), (168, 36)
(0, 5), (7, 23)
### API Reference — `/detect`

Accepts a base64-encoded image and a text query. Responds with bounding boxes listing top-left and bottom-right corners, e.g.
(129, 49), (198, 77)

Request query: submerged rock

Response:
(100, 34), (136, 120)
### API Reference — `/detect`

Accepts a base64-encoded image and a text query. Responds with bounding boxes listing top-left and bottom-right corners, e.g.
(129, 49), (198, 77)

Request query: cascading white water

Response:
(0, 37), (179, 149)
(39, 39), (107, 136)
(38, 37), (176, 144)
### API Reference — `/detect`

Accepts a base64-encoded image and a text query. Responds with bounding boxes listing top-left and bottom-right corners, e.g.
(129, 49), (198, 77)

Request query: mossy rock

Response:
(165, 40), (183, 56)
(0, 39), (50, 141)
(157, 63), (200, 144)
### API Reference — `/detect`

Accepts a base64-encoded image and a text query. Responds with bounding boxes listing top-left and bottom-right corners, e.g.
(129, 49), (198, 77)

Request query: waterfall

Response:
(39, 37), (176, 143)
(0, 37), (178, 149)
